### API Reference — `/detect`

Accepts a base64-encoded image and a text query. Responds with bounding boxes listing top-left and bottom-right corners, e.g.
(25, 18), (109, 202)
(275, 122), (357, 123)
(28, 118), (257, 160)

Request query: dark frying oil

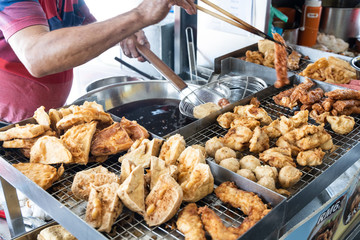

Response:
(108, 99), (194, 136)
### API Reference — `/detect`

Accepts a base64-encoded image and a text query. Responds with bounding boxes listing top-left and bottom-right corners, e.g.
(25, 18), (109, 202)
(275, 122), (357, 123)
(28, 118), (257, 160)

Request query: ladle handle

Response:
(135, 42), (188, 91)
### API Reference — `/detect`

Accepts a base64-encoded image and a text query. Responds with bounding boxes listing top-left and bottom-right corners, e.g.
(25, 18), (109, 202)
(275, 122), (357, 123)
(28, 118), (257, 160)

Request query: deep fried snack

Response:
(263, 49), (275, 68)
(257, 176), (276, 191)
(217, 112), (239, 129)
(278, 166), (302, 188)
(239, 155), (261, 172)
(219, 158), (240, 172)
(253, 165), (278, 181)
(205, 137), (224, 158)
(0, 124), (45, 141)
(233, 105), (272, 125)
(291, 110), (309, 128)
(13, 163), (64, 190)
(273, 87), (295, 108)
(223, 126), (253, 151)
(312, 103), (326, 114)
(322, 98), (335, 112)
(249, 126), (269, 153)
(299, 57), (328, 81)
(91, 122), (134, 156)
(250, 97), (261, 107)
(237, 169), (257, 181)
(214, 181), (269, 221)
(177, 146), (206, 184)
(262, 119), (282, 138)
(326, 115), (355, 134)
(289, 78), (316, 106)
(198, 206), (259, 240)
(259, 147), (296, 168)
(230, 116), (260, 130)
(149, 157), (178, 190)
(119, 117), (149, 141)
(325, 89), (360, 100)
(310, 110), (330, 124)
(287, 50), (301, 71)
(177, 203), (206, 240)
(273, 33), (290, 88)
(193, 102), (221, 119)
(214, 147), (237, 164)
(33, 106), (51, 130)
(159, 134), (186, 166)
(2, 130), (56, 149)
(37, 225), (76, 240)
(279, 115), (295, 135)
(30, 136), (72, 164)
(332, 100), (360, 115)
(245, 50), (264, 65)
(296, 148), (325, 166)
(218, 98), (230, 108)
(299, 88), (324, 105)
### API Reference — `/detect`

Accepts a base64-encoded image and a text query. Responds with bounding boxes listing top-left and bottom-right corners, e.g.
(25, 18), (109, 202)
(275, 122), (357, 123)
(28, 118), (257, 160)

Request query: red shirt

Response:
(0, 0), (95, 123)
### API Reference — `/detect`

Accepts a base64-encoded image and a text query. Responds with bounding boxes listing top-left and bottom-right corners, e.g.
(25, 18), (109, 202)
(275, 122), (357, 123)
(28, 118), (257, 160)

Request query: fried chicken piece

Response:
(250, 97), (261, 107)
(322, 98), (335, 112)
(279, 115), (295, 135)
(273, 87), (295, 108)
(230, 116), (260, 130)
(233, 104), (272, 125)
(326, 115), (355, 134)
(119, 117), (149, 141)
(276, 136), (301, 156)
(249, 126), (269, 153)
(245, 50), (264, 65)
(0, 124), (45, 141)
(159, 134), (186, 166)
(310, 110), (330, 124)
(177, 203), (206, 240)
(56, 107), (113, 130)
(287, 50), (301, 71)
(217, 112), (238, 128)
(296, 128), (332, 151)
(332, 100), (360, 115)
(91, 122), (133, 156)
(278, 166), (302, 188)
(198, 206), (258, 240)
(325, 89), (360, 100)
(296, 148), (325, 166)
(223, 126), (253, 151)
(259, 147), (296, 168)
(205, 137), (224, 158)
(291, 110), (309, 128)
(262, 119), (282, 138)
(214, 182), (269, 221)
(181, 163), (214, 202)
(299, 88), (324, 105)
(61, 121), (97, 165)
(289, 78), (315, 106)
(273, 33), (290, 88)
(312, 103), (326, 114)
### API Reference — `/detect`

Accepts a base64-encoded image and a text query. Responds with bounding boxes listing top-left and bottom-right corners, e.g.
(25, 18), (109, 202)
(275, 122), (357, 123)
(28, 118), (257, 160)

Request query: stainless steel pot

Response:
(85, 76), (144, 92)
(320, 7), (360, 41)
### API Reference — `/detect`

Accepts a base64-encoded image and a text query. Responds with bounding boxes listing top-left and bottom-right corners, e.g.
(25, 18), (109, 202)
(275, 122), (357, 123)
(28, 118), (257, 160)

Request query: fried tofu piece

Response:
(33, 106), (51, 130)
(85, 182), (122, 233)
(2, 130), (56, 149)
(159, 134), (186, 166)
(176, 203), (206, 240)
(144, 174), (183, 226)
(150, 157), (178, 190)
(71, 165), (120, 200)
(118, 138), (163, 168)
(119, 158), (136, 184)
(61, 121), (97, 165)
(49, 109), (63, 136)
(56, 107), (113, 130)
(0, 124), (45, 141)
(30, 136), (72, 164)
(91, 122), (133, 156)
(13, 163), (64, 190)
(177, 146), (206, 184)
(117, 165), (145, 215)
(181, 163), (214, 202)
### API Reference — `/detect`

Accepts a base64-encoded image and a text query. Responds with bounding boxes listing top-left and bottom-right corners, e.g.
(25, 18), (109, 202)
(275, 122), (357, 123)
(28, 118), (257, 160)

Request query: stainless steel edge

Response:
(0, 157), (106, 240)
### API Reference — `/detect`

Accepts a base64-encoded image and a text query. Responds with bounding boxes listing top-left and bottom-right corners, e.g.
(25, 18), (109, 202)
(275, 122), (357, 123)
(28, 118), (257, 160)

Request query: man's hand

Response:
(120, 30), (150, 62)
(136, 0), (196, 25)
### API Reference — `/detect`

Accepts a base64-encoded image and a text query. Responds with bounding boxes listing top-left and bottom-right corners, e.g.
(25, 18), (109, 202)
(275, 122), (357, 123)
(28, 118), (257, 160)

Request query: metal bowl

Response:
(351, 56), (360, 80)
(85, 76), (144, 92)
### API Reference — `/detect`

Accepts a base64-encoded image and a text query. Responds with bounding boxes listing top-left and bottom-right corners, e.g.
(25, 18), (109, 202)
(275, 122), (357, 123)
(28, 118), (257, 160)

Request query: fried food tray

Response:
(213, 43), (353, 76)
(168, 75), (360, 224)
(0, 122), (285, 239)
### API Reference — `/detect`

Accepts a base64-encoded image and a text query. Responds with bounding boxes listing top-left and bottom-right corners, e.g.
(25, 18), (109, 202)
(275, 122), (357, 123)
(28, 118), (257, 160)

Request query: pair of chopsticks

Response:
(196, 0), (291, 51)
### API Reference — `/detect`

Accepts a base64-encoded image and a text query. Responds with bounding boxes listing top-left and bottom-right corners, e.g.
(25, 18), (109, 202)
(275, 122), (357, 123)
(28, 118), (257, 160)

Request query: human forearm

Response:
(10, 9), (146, 77)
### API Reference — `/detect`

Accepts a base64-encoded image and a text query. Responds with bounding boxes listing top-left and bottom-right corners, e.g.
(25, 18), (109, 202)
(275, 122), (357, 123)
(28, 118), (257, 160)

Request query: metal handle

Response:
(135, 42), (188, 91)
(185, 27), (198, 84)
(114, 57), (155, 80)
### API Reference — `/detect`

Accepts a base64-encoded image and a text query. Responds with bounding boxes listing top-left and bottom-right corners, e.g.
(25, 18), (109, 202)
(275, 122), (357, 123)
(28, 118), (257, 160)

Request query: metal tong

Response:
(196, 0), (293, 53)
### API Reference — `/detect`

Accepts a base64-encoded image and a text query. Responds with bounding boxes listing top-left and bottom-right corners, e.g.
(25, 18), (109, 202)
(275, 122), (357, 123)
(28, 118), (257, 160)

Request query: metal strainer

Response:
(179, 75), (267, 118)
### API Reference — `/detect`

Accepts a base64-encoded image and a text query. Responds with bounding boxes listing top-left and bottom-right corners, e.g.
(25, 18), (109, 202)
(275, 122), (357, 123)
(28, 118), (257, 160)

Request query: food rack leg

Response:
(0, 176), (25, 238)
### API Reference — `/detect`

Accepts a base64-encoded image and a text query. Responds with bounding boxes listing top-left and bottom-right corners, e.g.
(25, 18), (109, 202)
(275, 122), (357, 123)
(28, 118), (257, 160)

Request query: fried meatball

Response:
(239, 155), (261, 171)
(205, 137), (224, 158)
(278, 166), (302, 188)
(237, 169), (256, 181)
(214, 147), (237, 164)
(253, 165), (278, 181)
(219, 158), (240, 172)
(257, 176), (276, 191)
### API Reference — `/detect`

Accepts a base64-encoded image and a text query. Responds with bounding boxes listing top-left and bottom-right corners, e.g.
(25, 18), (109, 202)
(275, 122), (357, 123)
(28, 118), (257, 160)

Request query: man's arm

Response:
(8, 0), (196, 78)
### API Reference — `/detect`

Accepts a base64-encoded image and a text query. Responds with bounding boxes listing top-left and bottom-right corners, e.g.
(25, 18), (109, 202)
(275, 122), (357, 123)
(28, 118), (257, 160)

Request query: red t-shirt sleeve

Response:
(0, 1), (48, 41)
